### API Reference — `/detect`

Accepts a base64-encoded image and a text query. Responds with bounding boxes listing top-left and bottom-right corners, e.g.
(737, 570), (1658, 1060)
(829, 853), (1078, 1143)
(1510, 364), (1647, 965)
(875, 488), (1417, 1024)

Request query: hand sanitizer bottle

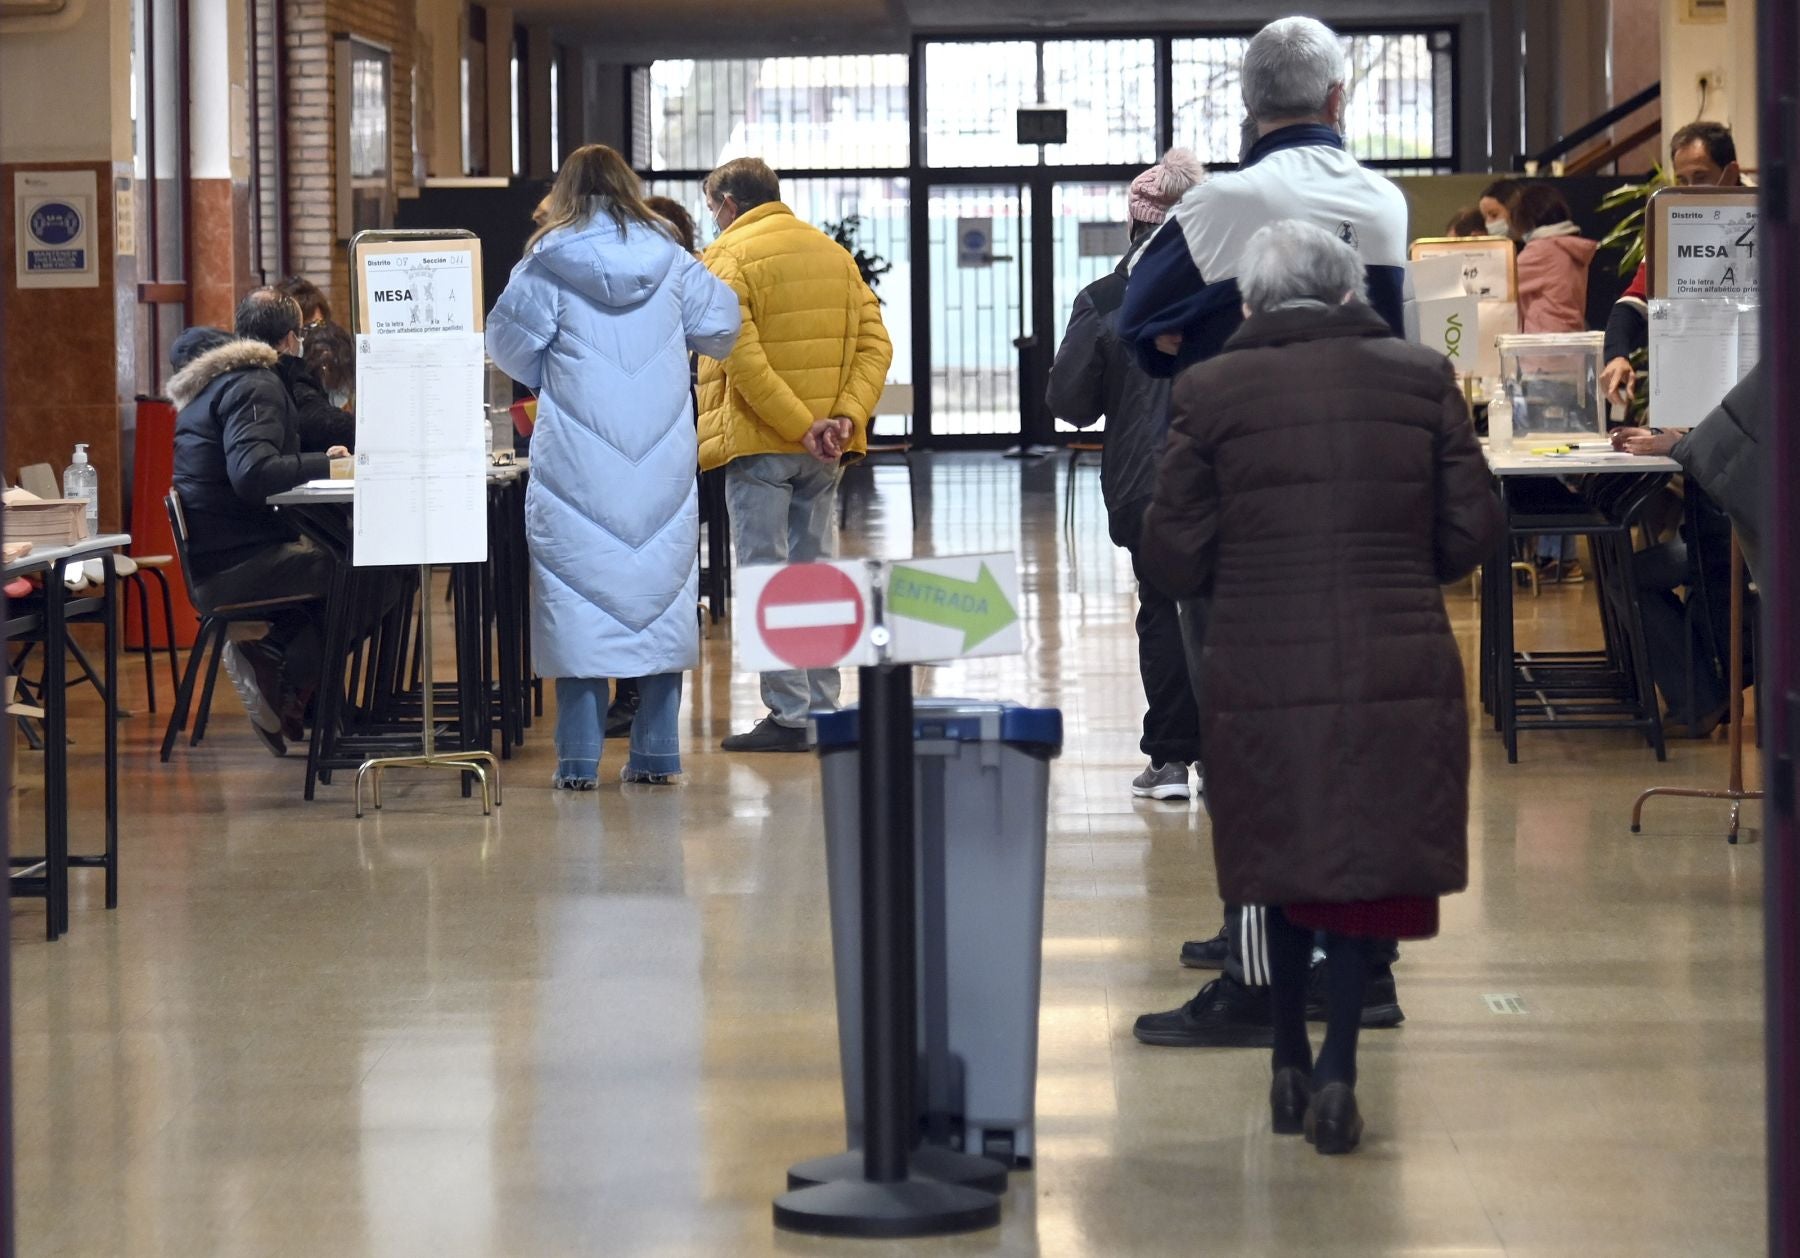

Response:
(1487, 380), (1513, 451)
(63, 443), (99, 532)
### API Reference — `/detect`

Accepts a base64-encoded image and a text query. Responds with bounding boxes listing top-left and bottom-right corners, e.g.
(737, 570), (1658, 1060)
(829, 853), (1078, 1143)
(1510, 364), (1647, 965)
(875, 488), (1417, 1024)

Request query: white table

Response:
(5, 531), (131, 939)
(1479, 446), (1679, 762)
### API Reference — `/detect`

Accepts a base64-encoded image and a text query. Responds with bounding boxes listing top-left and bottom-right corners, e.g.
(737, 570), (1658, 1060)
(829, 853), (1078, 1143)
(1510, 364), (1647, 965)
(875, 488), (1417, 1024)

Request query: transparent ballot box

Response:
(1494, 332), (1607, 438)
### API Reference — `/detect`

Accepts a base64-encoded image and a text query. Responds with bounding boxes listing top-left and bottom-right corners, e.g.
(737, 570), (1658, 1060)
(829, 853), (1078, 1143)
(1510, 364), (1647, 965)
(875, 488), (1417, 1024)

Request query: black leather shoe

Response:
(1270, 1067), (1312, 1135)
(1179, 927), (1230, 970)
(1306, 961), (1406, 1028)
(1132, 976), (1273, 1048)
(1304, 1081), (1363, 1155)
(721, 715), (809, 753)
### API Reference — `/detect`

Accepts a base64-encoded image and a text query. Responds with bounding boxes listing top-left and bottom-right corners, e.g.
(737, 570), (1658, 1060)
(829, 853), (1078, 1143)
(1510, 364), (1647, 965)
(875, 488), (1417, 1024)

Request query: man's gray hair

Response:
(1241, 16), (1346, 123)
(1238, 220), (1367, 314)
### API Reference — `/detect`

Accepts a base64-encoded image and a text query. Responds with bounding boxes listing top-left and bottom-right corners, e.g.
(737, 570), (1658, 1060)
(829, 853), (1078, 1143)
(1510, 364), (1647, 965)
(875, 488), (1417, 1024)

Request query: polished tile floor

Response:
(10, 455), (1766, 1256)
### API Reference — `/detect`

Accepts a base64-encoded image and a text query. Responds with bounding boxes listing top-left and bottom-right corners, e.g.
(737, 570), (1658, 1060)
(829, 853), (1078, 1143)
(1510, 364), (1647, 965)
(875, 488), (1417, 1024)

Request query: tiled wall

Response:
(284, 0), (419, 316)
(1, 160), (133, 532)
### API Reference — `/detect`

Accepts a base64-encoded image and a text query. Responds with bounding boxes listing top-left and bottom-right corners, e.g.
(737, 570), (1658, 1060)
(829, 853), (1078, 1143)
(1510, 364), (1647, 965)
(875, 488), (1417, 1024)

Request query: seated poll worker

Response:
(1611, 362), (1767, 736)
(170, 289), (348, 757)
(1118, 15), (1414, 1053)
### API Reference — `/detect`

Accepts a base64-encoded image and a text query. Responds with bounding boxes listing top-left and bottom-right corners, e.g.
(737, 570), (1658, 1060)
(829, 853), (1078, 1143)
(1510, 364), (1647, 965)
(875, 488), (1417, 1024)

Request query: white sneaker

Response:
(1131, 761), (1190, 801)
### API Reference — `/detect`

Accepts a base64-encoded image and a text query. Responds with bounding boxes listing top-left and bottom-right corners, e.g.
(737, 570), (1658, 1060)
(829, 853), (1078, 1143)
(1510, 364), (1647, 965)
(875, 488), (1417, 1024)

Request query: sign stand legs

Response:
(1631, 537), (1763, 842)
(773, 664), (1003, 1238)
(354, 562), (501, 818)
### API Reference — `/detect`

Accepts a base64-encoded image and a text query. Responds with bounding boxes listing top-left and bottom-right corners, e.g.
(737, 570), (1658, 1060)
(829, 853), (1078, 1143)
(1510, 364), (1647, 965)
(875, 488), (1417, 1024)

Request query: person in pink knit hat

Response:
(1046, 146), (1205, 803)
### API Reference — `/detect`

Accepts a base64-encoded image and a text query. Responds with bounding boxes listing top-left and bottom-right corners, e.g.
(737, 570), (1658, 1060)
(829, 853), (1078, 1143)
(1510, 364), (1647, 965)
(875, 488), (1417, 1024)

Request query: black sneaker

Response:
(1179, 927), (1230, 970)
(1133, 976), (1273, 1048)
(720, 715), (809, 753)
(1305, 961), (1406, 1028)
(249, 722), (288, 758)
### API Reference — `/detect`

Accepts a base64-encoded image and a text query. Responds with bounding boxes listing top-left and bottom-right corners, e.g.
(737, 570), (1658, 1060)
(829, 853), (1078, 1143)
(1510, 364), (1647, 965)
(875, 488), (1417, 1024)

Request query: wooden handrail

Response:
(1564, 118), (1663, 177)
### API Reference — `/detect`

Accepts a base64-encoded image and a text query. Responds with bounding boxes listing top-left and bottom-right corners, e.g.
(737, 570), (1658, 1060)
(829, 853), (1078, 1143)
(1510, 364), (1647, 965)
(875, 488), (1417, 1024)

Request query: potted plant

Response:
(824, 214), (893, 302)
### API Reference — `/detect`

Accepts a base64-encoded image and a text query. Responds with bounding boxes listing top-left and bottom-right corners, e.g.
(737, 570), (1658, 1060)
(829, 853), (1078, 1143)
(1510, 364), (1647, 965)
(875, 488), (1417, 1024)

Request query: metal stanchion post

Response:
(773, 664), (1003, 1239)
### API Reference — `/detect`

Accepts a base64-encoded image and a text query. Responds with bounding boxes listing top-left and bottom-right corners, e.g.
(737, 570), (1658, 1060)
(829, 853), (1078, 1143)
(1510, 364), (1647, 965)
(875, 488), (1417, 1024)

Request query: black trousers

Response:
(1131, 549), (1202, 766)
(1634, 539), (1729, 726)
(191, 538), (334, 691)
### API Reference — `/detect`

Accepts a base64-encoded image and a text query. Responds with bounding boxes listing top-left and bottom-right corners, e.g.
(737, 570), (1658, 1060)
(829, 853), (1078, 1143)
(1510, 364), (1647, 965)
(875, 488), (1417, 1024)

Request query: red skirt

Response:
(1284, 896), (1440, 940)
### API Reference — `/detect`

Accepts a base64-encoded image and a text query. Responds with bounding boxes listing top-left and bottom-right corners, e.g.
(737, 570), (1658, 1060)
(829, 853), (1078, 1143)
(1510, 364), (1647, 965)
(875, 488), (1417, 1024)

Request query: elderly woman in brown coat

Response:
(1140, 220), (1503, 1155)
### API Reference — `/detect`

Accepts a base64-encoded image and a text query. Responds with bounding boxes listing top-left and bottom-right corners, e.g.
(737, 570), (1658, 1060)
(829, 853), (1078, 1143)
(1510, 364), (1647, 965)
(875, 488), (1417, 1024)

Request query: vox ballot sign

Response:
(736, 561), (879, 671)
(885, 552), (1023, 664)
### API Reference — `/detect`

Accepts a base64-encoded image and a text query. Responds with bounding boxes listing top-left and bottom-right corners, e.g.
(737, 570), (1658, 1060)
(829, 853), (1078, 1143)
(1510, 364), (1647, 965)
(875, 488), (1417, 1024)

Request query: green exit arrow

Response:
(886, 562), (1018, 652)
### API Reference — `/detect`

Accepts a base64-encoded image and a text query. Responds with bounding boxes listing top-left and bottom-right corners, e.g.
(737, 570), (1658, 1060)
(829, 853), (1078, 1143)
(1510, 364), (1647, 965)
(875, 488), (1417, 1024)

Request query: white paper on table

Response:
(352, 332), (488, 567)
(1648, 299), (1741, 431)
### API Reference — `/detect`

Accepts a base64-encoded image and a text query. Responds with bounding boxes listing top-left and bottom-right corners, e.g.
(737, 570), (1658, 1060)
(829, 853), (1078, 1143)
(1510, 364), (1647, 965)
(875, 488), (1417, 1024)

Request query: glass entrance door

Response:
(1050, 180), (1135, 435)
(921, 182), (1031, 443)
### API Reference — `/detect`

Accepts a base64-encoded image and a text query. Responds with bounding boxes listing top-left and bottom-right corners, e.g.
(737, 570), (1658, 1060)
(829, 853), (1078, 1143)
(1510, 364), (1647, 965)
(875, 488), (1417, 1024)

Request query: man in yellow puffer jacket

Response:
(700, 157), (893, 753)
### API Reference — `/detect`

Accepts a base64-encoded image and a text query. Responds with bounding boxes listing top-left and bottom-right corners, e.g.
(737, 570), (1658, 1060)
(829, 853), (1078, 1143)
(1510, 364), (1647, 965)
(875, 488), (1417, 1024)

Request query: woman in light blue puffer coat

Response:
(487, 145), (740, 788)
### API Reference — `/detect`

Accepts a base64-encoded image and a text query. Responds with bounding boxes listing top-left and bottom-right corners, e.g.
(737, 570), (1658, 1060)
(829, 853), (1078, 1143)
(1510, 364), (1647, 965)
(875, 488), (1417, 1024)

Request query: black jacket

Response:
(1046, 243), (1172, 549)
(169, 339), (330, 580)
(275, 355), (356, 452)
(1675, 361), (1767, 580)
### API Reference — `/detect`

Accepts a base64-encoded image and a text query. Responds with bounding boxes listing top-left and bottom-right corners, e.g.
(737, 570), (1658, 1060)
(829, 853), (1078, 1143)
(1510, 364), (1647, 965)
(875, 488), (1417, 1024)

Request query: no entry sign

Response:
(736, 561), (878, 672)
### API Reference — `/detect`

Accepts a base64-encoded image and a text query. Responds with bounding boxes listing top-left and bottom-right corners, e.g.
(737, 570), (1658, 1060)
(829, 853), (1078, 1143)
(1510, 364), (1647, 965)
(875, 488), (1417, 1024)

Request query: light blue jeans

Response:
(555, 673), (683, 781)
(726, 453), (844, 728)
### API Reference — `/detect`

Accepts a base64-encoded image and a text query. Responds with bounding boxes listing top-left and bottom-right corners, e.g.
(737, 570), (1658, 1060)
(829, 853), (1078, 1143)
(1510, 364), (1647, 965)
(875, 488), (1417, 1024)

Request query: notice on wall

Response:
(14, 170), (98, 289)
(957, 217), (993, 268)
(352, 331), (488, 567)
(1077, 221), (1131, 259)
(1663, 202), (1758, 299)
(356, 238), (483, 335)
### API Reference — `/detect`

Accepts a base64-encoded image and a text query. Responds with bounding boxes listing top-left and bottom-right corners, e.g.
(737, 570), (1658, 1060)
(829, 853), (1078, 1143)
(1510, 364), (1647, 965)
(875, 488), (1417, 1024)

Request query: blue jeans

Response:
(725, 453), (844, 727)
(554, 673), (683, 781)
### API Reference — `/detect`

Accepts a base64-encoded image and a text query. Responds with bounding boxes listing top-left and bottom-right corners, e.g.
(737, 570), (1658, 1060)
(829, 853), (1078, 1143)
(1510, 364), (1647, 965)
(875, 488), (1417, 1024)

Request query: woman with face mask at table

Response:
(1477, 178), (1523, 241)
(487, 144), (741, 788)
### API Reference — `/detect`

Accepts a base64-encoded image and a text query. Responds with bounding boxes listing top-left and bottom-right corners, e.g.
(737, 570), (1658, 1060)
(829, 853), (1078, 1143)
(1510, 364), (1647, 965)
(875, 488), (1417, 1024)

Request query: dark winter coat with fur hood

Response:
(169, 338), (330, 580)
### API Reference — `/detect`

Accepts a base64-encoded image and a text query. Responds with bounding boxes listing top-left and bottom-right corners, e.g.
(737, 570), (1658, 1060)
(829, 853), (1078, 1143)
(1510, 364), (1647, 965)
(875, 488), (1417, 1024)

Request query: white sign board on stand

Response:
(352, 331), (488, 565)
(350, 234), (488, 568)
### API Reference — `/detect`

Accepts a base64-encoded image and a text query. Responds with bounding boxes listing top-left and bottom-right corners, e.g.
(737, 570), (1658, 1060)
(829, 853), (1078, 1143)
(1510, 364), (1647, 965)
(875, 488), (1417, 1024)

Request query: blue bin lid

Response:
(813, 699), (1063, 753)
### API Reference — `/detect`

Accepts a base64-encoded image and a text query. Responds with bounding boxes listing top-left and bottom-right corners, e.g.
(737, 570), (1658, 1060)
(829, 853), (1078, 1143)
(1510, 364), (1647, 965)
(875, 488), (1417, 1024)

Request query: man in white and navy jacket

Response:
(1126, 16), (1413, 1052)
(1119, 18), (1408, 375)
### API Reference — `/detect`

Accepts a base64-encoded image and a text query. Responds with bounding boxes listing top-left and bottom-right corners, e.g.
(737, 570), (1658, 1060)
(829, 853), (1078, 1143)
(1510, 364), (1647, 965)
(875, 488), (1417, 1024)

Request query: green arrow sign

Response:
(886, 562), (1018, 652)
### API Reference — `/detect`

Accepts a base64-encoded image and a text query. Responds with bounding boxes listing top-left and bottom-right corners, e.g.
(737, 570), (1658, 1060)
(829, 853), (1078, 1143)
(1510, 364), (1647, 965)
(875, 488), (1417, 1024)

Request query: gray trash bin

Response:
(815, 699), (1063, 1168)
